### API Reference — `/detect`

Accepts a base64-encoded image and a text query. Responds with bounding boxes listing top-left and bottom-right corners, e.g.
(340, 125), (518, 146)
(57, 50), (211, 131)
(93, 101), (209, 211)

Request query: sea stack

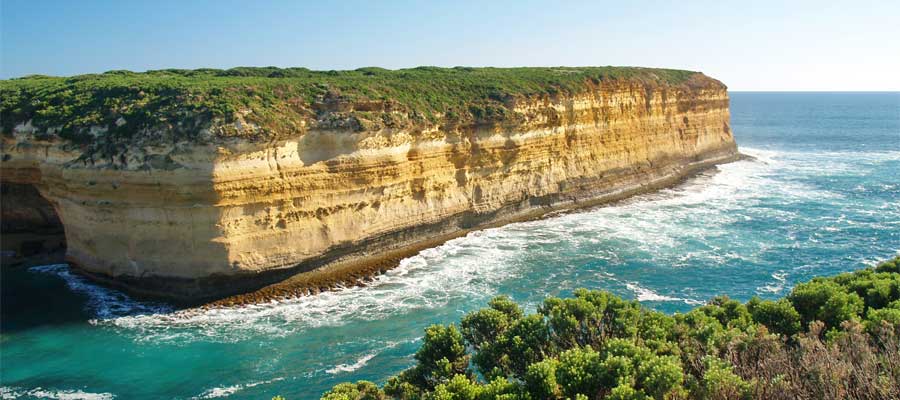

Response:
(0, 67), (739, 300)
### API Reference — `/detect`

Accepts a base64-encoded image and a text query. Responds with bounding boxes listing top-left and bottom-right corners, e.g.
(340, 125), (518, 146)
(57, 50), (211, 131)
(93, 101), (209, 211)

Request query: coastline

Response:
(3, 68), (736, 301)
(205, 151), (749, 307)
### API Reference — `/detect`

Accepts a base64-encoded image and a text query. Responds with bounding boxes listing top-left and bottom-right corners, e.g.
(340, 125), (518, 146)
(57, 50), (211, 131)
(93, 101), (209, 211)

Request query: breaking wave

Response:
(624, 282), (704, 305)
(190, 378), (284, 399)
(28, 147), (900, 347)
(0, 387), (115, 400)
(757, 272), (788, 294)
(326, 353), (377, 375)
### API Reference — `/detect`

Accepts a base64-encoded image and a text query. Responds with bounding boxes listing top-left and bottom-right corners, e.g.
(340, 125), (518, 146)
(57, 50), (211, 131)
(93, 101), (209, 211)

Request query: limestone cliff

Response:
(0, 67), (739, 300)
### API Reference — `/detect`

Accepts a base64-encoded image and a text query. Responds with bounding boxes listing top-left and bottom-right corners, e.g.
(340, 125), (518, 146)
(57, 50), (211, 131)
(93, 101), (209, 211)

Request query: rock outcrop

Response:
(0, 67), (739, 300)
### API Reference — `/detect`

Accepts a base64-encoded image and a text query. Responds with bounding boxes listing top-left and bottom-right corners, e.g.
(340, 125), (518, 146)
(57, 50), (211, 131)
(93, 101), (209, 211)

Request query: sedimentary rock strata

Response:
(0, 67), (739, 300)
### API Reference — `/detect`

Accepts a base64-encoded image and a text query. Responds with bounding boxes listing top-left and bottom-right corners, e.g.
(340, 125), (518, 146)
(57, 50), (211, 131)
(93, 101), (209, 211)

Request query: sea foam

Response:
(29, 147), (899, 347)
(0, 386), (115, 400)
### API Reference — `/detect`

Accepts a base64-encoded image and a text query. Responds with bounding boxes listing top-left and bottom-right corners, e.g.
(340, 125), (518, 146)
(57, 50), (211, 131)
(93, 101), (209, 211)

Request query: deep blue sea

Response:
(1, 92), (898, 400)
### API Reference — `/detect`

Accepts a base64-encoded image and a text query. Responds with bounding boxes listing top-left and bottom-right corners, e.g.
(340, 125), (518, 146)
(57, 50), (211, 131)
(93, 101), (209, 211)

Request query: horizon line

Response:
(728, 90), (900, 93)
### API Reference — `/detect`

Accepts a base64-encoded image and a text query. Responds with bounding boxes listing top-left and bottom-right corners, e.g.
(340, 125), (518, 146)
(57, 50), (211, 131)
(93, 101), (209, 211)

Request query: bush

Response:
(524, 359), (560, 399)
(555, 347), (605, 398)
(875, 257), (899, 273)
(409, 325), (470, 389)
(788, 280), (864, 330)
(321, 381), (385, 400)
(323, 256), (900, 399)
(747, 298), (801, 337)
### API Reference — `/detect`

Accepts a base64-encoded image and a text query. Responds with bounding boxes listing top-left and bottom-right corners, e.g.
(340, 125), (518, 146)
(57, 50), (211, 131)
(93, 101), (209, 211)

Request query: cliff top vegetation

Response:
(0, 66), (719, 149)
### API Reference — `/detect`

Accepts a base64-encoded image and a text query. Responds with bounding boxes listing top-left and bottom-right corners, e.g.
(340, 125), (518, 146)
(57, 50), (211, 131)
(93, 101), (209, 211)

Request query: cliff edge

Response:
(0, 66), (739, 301)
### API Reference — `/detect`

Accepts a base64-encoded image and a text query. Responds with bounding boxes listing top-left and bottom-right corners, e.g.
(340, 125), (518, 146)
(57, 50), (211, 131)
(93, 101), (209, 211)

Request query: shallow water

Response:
(1, 92), (898, 399)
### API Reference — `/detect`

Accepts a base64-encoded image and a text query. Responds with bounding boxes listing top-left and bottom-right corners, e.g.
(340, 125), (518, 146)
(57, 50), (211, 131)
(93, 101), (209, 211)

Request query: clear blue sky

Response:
(2, 0), (899, 90)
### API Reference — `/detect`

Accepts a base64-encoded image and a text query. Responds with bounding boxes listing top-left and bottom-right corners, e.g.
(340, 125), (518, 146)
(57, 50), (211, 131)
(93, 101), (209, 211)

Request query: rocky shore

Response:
(1, 66), (739, 301)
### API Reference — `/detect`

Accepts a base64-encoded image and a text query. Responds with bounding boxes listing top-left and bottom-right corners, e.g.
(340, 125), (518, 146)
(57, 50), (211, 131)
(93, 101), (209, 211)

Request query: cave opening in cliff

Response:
(0, 183), (66, 264)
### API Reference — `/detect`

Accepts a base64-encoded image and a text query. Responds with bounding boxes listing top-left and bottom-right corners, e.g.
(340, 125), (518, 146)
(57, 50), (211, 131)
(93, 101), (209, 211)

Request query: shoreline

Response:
(206, 151), (751, 308)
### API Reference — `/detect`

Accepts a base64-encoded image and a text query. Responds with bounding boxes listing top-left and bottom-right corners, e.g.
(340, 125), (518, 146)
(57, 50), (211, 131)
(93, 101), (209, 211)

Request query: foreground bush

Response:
(320, 256), (900, 399)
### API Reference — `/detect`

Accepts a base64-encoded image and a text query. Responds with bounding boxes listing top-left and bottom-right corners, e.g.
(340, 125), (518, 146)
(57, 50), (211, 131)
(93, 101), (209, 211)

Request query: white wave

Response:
(191, 378), (284, 399)
(624, 282), (703, 305)
(326, 353), (377, 375)
(741, 147), (900, 161)
(0, 386), (114, 400)
(325, 339), (412, 375)
(757, 271), (788, 294)
(103, 228), (528, 343)
(29, 264), (173, 319)
(35, 145), (897, 346)
(91, 147), (781, 342)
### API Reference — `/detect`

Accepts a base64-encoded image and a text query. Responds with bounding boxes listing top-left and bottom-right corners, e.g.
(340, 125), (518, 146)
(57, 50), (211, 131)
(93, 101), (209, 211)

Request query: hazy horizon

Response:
(3, 0), (899, 91)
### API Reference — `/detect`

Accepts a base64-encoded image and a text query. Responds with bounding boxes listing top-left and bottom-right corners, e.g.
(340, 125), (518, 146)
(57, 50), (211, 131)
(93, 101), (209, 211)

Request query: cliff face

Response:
(0, 68), (738, 300)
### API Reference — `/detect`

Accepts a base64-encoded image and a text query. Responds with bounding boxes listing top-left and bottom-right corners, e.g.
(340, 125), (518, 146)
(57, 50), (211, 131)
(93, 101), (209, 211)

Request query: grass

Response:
(0, 66), (715, 150)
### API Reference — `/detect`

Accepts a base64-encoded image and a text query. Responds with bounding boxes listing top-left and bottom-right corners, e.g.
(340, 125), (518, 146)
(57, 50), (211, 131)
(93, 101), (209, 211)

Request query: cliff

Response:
(0, 66), (739, 301)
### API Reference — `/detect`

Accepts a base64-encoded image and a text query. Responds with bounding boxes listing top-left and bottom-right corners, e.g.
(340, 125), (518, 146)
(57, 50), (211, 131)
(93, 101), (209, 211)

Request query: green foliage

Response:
(789, 280), (864, 329)
(555, 347), (605, 398)
(875, 257), (899, 274)
(696, 296), (755, 331)
(524, 359), (560, 399)
(324, 256), (900, 399)
(699, 357), (752, 400)
(427, 375), (520, 400)
(747, 297), (802, 336)
(606, 384), (652, 400)
(321, 381), (385, 400)
(460, 296), (519, 349)
(0, 66), (709, 149)
(409, 325), (470, 389)
(864, 303), (900, 332)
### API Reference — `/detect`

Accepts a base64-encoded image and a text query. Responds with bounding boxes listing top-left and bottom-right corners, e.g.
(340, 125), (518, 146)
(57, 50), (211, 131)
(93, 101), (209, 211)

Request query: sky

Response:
(2, 0), (899, 91)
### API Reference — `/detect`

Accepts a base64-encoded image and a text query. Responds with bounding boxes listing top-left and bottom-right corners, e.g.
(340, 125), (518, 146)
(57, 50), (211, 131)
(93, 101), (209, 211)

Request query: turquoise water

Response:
(1, 92), (898, 400)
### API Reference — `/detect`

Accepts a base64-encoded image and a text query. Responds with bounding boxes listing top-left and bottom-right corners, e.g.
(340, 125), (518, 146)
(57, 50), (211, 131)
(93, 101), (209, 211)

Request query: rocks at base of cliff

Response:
(0, 73), (740, 301)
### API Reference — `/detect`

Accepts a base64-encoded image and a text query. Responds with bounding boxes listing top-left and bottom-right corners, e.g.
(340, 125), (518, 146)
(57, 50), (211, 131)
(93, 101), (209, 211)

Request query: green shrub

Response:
(321, 381), (385, 400)
(555, 347), (605, 398)
(524, 359), (560, 399)
(875, 257), (899, 273)
(747, 297), (802, 336)
(409, 325), (470, 389)
(322, 256), (900, 399)
(700, 356), (751, 400)
(789, 280), (864, 329)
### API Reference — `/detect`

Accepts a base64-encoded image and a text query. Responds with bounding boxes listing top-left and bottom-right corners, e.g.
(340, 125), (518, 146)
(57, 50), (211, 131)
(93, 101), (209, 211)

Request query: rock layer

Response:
(1, 73), (739, 301)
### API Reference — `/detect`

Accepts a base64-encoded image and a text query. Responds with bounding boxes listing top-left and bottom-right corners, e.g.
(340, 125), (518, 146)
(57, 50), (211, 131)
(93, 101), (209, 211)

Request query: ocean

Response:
(1, 92), (898, 399)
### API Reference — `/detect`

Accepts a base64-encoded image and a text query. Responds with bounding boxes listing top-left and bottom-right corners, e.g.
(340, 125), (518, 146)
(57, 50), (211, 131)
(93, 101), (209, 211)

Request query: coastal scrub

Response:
(318, 256), (900, 399)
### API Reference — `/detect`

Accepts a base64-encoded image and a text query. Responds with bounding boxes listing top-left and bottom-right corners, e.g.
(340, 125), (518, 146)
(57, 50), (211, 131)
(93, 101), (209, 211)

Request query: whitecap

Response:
(326, 353), (377, 375)
(757, 271), (788, 294)
(624, 282), (703, 305)
(103, 228), (529, 343)
(0, 386), (115, 400)
(33, 144), (898, 347)
(191, 378), (284, 399)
